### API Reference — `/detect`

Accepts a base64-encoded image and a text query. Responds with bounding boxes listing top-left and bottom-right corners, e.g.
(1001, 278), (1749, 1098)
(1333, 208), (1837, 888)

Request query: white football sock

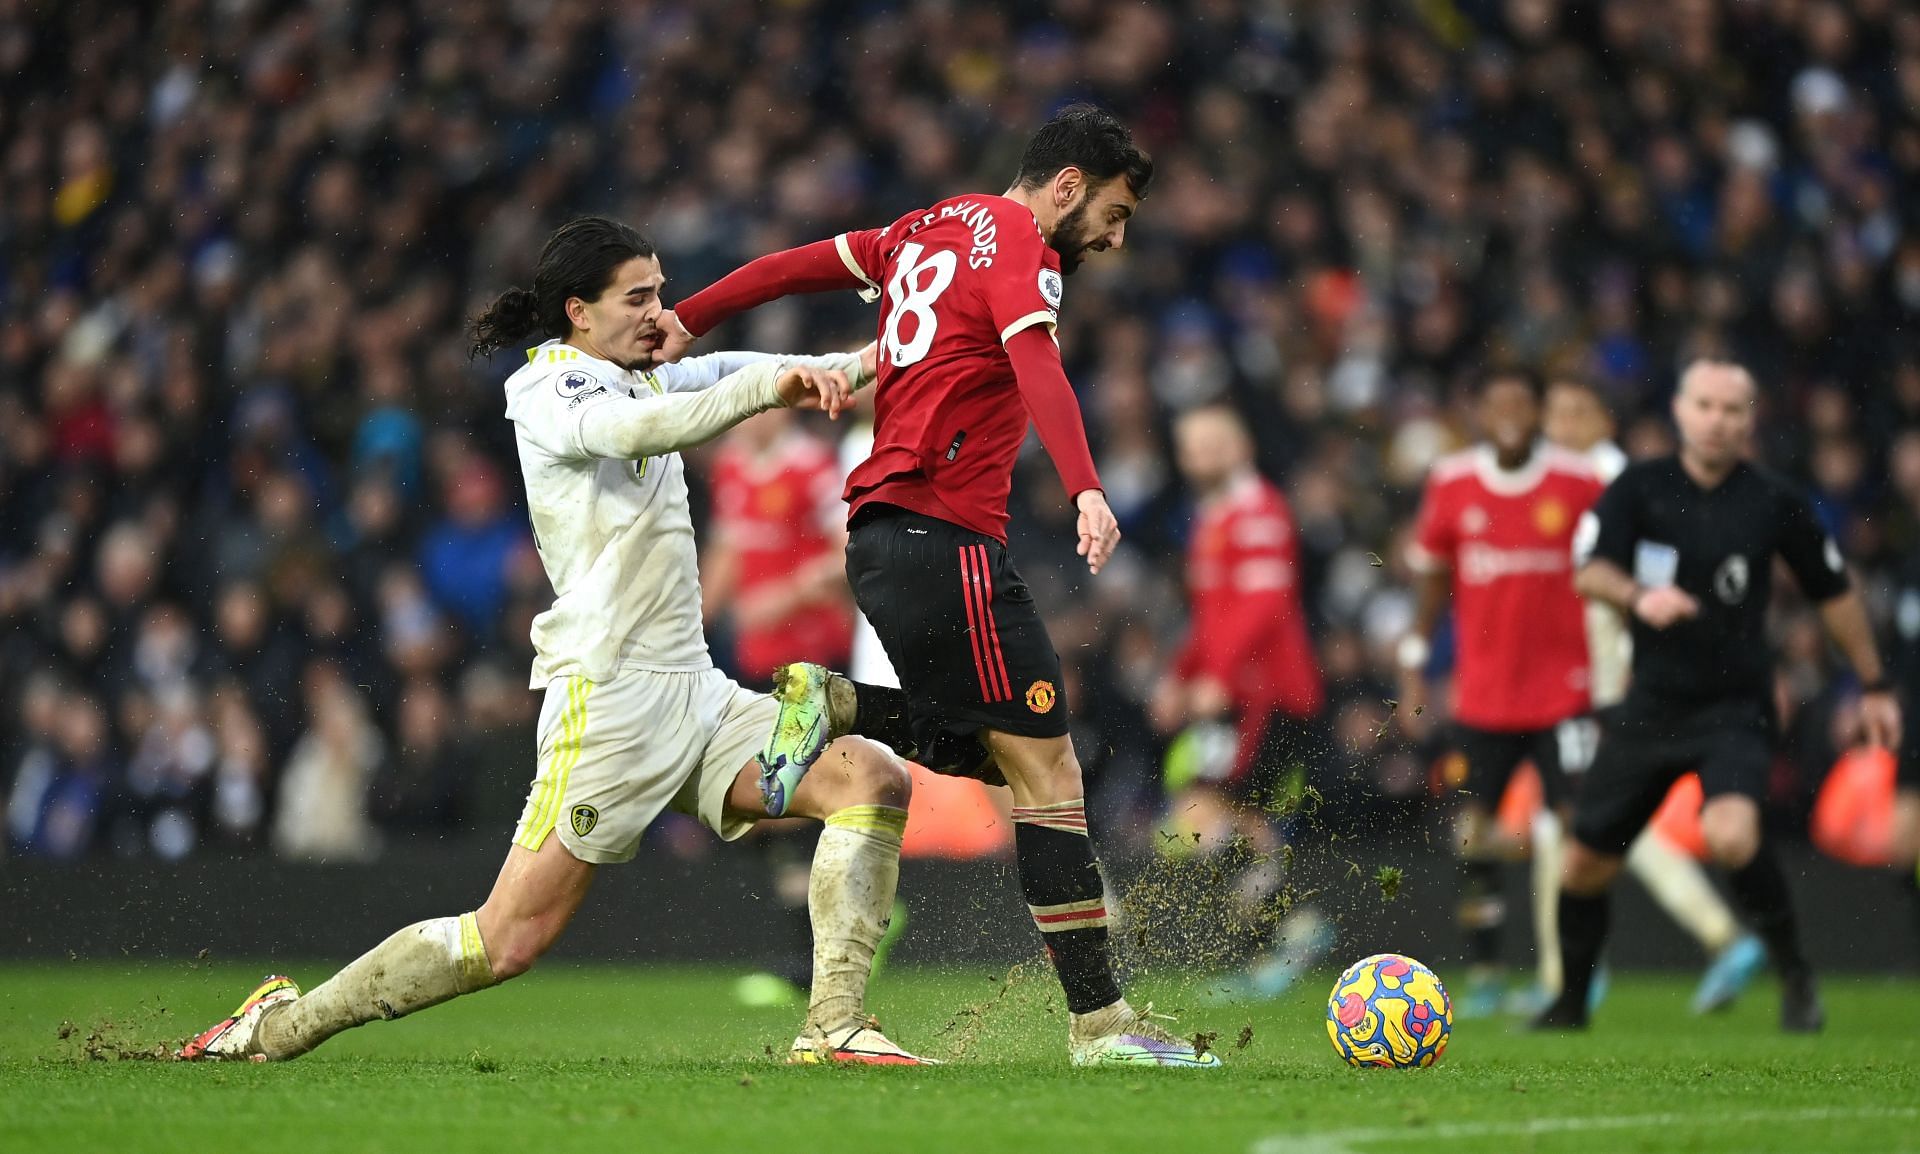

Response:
(805, 805), (907, 1032)
(1531, 810), (1565, 995)
(1627, 830), (1739, 955)
(260, 913), (497, 1059)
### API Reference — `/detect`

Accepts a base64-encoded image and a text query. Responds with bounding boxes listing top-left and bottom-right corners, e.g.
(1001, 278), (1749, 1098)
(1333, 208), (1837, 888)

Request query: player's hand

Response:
(1075, 489), (1120, 575)
(1149, 676), (1186, 734)
(1632, 586), (1699, 629)
(650, 310), (695, 364)
(777, 366), (855, 418)
(1189, 676), (1232, 721)
(1397, 673), (1433, 741)
(1860, 687), (1903, 752)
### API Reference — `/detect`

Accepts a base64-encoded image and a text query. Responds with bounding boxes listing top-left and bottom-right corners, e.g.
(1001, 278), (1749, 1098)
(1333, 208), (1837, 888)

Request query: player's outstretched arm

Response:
(1395, 567), (1451, 734)
(650, 348), (874, 401)
(567, 363), (847, 460)
(1004, 326), (1113, 572)
(657, 239), (871, 363)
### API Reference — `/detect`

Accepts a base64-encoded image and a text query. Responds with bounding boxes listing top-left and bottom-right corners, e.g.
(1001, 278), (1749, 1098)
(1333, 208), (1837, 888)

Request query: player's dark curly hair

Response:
(1012, 103), (1154, 199)
(469, 216), (656, 359)
(1481, 366), (1544, 399)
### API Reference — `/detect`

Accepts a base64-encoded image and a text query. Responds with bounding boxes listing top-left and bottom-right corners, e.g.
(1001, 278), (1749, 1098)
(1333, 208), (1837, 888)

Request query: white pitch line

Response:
(1250, 1105), (1920, 1154)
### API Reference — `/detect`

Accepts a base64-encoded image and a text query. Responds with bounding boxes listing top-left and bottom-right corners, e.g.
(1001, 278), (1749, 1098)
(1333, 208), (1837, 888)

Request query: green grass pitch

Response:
(2, 962), (1916, 1153)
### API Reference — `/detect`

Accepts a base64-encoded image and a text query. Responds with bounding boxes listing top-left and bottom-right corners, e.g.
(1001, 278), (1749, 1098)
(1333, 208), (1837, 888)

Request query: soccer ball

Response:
(1325, 953), (1452, 1068)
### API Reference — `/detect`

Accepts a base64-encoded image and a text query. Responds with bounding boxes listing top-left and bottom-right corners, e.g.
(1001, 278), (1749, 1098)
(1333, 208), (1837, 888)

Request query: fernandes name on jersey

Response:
(833, 195), (1089, 539)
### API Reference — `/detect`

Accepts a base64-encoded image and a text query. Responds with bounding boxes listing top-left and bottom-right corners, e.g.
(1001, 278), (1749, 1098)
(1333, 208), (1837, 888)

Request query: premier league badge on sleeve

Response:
(1038, 268), (1063, 309)
(555, 370), (594, 397)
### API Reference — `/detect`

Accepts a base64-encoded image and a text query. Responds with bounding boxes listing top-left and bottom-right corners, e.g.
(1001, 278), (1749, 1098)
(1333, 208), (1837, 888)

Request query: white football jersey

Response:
(1581, 439), (1632, 706)
(1585, 439), (1628, 484)
(504, 340), (858, 688)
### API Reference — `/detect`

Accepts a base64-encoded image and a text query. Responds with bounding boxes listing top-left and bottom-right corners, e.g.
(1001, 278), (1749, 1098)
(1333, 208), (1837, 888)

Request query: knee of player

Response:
(1701, 819), (1759, 869)
(1015, 745), (1085, 799)
(1560, 838), (1620, 895)
(1698, 797), (1759, 868)
(837, 737), (913, 809)
(1452, 804), (1499, 859)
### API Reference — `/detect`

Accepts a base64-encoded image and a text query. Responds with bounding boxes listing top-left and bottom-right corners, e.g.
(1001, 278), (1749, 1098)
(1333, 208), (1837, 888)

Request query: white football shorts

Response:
(511, 666), (777, 863)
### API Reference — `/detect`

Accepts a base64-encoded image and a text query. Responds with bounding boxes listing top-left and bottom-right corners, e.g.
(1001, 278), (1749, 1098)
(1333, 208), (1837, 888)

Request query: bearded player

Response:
(654, 105), (1217, 1068)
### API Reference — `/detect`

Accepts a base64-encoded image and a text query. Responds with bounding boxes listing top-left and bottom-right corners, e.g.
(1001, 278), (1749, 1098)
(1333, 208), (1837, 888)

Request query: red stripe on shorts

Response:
(958, 546), (996, 703)
(974, 544), (1013, 701)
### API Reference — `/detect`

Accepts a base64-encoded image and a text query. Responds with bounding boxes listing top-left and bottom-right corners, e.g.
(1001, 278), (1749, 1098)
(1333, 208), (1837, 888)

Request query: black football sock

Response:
(1458, 858), (1506, 971)
(847, 681), (919, 758)
(1726, 842), (1810, 983)
(1555, 889), (1610, 1014)
(1011, 799), (1124, 1015)
(846, 680), (988, 773)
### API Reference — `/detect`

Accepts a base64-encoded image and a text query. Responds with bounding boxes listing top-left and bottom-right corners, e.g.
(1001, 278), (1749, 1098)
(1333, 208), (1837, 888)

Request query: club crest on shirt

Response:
(570, 804), (599, 838)
(555, 370), (594, 397)
(1025, 680), (1057, 714)
(1714, 554), (1750, 605)
(1534, 498), (1567, 537)
(1459, 505), (1489, 536)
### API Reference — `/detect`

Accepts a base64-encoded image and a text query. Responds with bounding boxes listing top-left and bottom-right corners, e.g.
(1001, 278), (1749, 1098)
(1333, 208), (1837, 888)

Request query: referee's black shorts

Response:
(1571, 694), (1774, 856)
(846, 503), (1068, 775)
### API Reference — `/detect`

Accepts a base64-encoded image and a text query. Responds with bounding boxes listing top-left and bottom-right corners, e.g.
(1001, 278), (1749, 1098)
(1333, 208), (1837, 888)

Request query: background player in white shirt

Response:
(181, 217), (932, 1066)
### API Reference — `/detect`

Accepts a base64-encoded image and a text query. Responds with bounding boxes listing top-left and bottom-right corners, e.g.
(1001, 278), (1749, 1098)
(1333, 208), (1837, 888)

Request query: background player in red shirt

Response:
(703, 407), (858, 1003)
(658, 106), (1220, 1068)
(704, 408), (854, 683)
(1152, 404), (1331, 997)
(1400, 370), (1604, 1017)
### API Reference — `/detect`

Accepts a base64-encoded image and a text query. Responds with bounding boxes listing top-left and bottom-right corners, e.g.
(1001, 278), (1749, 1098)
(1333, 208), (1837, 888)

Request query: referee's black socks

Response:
(1726, 842), (1811, 982)
(1553, 889), (1610, 1022)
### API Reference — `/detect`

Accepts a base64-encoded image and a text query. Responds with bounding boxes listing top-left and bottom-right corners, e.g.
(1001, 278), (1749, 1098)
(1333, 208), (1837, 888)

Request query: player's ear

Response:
(564, 295), (591, 333)
(1054, 166), (1083, 208)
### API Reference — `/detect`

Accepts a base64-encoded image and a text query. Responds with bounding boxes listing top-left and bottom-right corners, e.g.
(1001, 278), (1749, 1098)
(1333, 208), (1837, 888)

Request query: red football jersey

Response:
(835, 194), (1088, 539)
(709, 430), (853, 680)
(1409, 445), (1604, 731)
(1175, 473), (1325, 775)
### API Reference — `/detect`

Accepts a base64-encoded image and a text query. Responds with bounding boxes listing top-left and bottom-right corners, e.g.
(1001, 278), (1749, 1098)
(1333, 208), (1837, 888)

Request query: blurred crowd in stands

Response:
(4, 0), (1918, 862)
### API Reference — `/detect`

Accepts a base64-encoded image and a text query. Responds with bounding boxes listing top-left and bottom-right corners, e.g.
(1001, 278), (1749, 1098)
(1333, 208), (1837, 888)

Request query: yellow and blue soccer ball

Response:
(1326, 953), (1451, 1068)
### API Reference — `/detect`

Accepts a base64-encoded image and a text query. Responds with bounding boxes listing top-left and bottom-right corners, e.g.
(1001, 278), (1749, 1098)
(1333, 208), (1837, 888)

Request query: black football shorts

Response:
(1450, 722), (1578, 811)
(1571, 695), (1774, 855)
(846, 504), (1069, 775)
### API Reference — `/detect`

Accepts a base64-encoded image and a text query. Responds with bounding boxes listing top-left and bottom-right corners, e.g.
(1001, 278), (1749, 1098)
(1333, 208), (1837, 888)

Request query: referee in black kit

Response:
(1534, 360), (1901, 1033)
